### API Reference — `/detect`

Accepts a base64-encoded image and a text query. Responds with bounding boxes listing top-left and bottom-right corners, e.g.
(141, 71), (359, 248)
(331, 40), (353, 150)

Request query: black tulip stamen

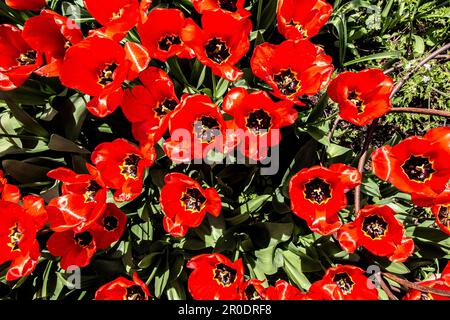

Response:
(154, 98), (177, 118)
(126, 285), (146, 300)
(273, 69), (300, 96)
(438, 206), (450, 228)
(213, 263), (237, 287)
(348, 91), (365, 114)
(362, 215), (388, 239)
(205, 37), (230, 64)
(158, 34), (181, 51)
(8, 223), (22, 252)
(193, 116), (221, 143)
(98, 62), (118, 87)
(180, 188), (207, 212)
(332, 273), (355, 295)
(120, 153), (142, 180)
(246, 109), (272, 136)
(17, 50), (37, 66)
(84, 180), (102, 203)
(401, 156), (435, 182)
(304, 178), (331, 204)
(74, 231), (93, 248)
(218, 0), (238, 12)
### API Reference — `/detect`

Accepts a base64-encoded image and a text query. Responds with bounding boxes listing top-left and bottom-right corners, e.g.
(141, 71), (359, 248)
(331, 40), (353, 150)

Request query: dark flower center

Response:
(120, 153), (142, 180)
(401, 156), (435, 182)
(205, 37), (230, 65)
(244, 284), (262, 300)
(84, 180), (102, 203)
(126, 285), (146, 300)
(8, 223), (22, 252)
(158, 34), (181, 51)
(193, 116), (221, 143)
(362, 215), (388, 239)
(214, 263), (237, 287)
(16, 50), (37, 66)
(348, 91), (365, 114)
(218, 0), (238, 12)
(103, 215), (119, 232)
(98, 62), (118, 87)
(180, 188), (207, 212)
(273, 69), (300, 96)
(74, 231), (93, 247)
(246, 109), (272, 135)
(304, 178), (331, 204)
(332, 272), (355, 295)
(420, 292), (433, 300)
(438, 206), (450, 229)
(154, 98), (177, 118)
(64, 40), (72, 50)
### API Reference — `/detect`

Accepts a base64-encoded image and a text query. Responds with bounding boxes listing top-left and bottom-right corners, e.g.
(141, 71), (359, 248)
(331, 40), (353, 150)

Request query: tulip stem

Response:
(390, 42), (450, 98)
(383, 272), (450, 298)
(354, 119), (379, 213)
(375, 273), (399, 300)
(389, 107), (450, 117)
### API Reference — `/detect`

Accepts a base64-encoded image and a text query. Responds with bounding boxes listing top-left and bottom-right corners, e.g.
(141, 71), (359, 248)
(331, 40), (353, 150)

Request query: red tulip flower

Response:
(289, 164), (361, 235)
(91, 139), (155, 202)
(337, 205), (414, 262)
(138, 8), (194, 62)
(265, 280), (309, 300)
(241, 279), (270, 300)
(0, 201), (41, 281)
(181, 10), (252, 81)
(251, 39), (333, 104)
(90, 203), (127, 249)
(163, 94), (234, 162)
(0, 170), (20, 203)
(83, 0), (140, 41)
(327, 68), (394, 126)
(22, 195), (48, 231)
(47, 228), (97, 270)
(277, 0), (332, 40)
(160, 173), (221, 237)
(223, 87), (297, 161)
(22, 10), (83, 78)
(122, 66), (179, 144)
(191, 0), (251, 19)
(60, 36), (150, 118)
(0, 24), (43, 91)
(46, 164), (108, 233)
(371, 126), (450, 197)
(403, 265), (450, 300)
(5, 0), (45, 10)
(95, 272), (151, 300)
(187, 253), (244, 300)
(308, 265), (379, 300)
(412, 186), (450, 208)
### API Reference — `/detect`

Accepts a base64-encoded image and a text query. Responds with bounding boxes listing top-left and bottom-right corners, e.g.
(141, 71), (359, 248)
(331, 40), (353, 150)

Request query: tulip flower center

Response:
(16, 50), (37, 66)
(304, 178), (331, 204)
(120, 153), (142, 180)
(244, 284), (262, 300)
(8, 223), (22, 252)
(193, 116), (221, 143)
(64, 40), (72, 50)
(158, 34), (182, 51)
(401, 156), (435, 182)
(332, 272), (355, 295)
(246, 109), (272, 135)
(205, 37), (231, 65)
(154, 98), (177, 118)
(125, 285), (146, 300)
(420, 292), (433, 300)
(362, 215), (388, 239)
(98, 62), (118, 87)
(103, 215), (119, 232)
(213, 263), (237, 287)
(218, 0), (238, 12)
(74, 231), (93, 248)
(180, 188), (207, 212)
(273, 69), (300, 97)
(288, 20), (308, 38)
(84, 180), (102, 203)
(438, 206), (449, 229)
(348, 91), (365, 114)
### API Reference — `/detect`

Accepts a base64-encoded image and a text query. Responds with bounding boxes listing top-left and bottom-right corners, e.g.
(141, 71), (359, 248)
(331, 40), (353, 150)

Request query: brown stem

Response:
(354, 119), (379, 213)
(383, 273), (450, 298)
(390, 43), (450, 98)
(376, 273), (399, 300)
(389, 107), (450, 117)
